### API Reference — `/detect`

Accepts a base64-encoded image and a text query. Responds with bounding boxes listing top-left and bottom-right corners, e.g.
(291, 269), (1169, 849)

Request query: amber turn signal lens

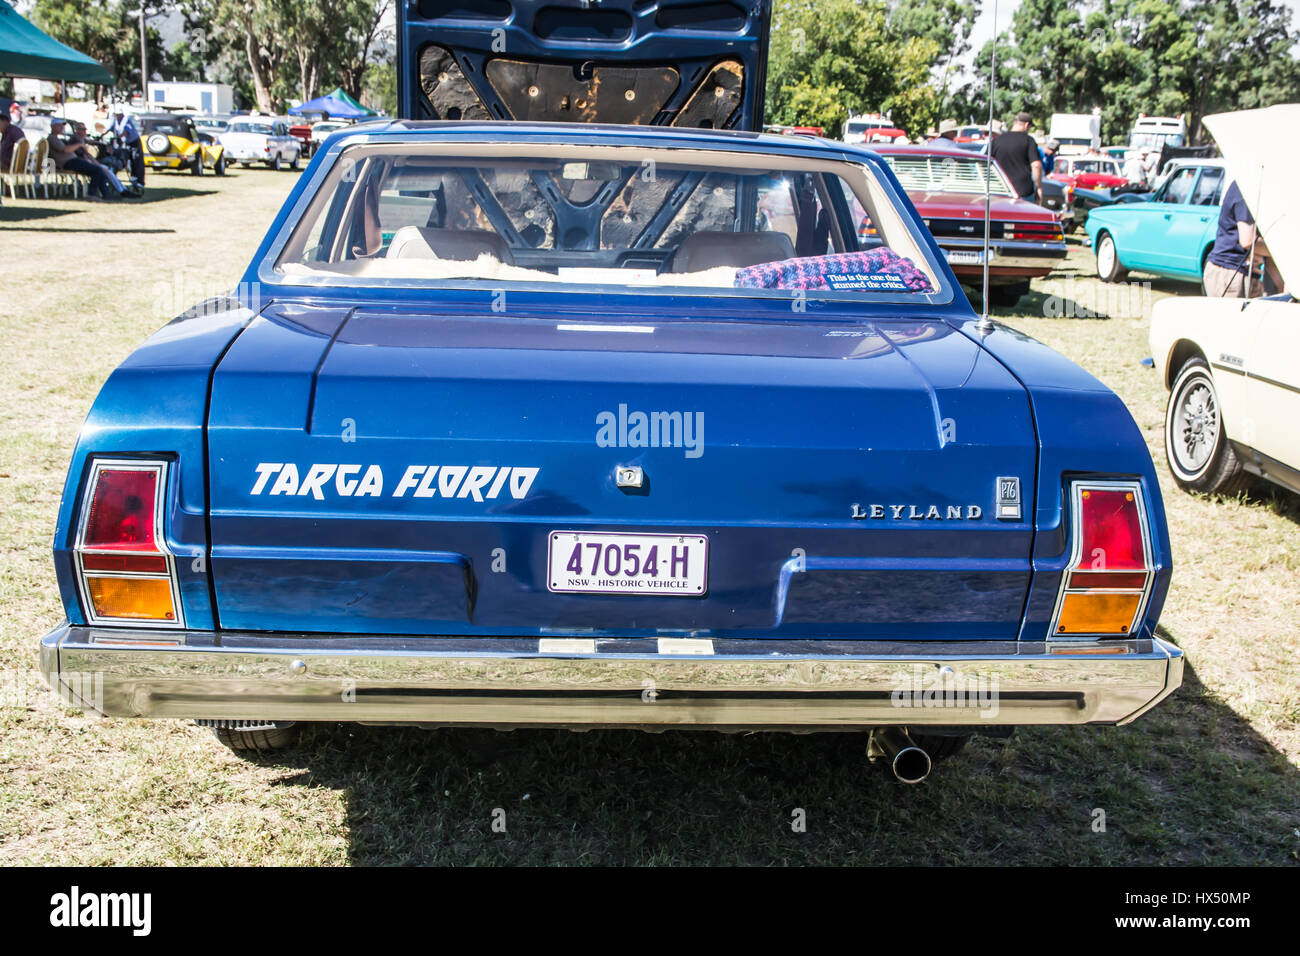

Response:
(1055, 592), (1141, 635)
(86, 576), (176, 621)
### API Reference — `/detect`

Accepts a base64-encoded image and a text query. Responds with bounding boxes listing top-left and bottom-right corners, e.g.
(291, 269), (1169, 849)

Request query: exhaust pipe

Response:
(874, 728), (932, 784)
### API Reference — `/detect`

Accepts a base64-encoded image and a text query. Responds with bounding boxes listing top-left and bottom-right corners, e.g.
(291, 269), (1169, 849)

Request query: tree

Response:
(888, 0), (981, 110)
(283, 0), (334, 104)
(765, 0), (942, 138)
(362, 58), (396, 115)
(335, 0), (393, 101)
(952, 0), (1300, 143)
(184, 0), (392, 111)
(30, 0), (170, 99)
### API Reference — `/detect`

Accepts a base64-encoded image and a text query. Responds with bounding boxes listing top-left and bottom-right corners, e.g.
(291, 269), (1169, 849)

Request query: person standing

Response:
(928, 119), (964, 150)
(1204, 181), (1284, 297)
(110, 105), (144, 190)
(990, 111), (1043, 203)
(1122, 150), (1147, 186)
(1039, 138), (1059, 175)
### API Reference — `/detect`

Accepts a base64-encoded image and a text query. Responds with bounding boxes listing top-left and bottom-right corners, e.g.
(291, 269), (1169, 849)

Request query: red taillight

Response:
(83, 467), (159, 551)
(75, 460), (183, 628)
(1050, 481), (1153, 638)
(1077, 488), (1144, 569)
(1005, 221), (1064, 242)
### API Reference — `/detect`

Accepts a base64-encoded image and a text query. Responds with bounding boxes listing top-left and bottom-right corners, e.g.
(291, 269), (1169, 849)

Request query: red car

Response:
(288, 111), (327, 158)
(289, 122), (315, 158)
(1049, 154), (1128, 190)
(866, 144), (1066, 306)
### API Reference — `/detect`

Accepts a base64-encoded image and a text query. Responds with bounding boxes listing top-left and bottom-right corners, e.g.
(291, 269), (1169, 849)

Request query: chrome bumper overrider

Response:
(40, 625), (1183, 730)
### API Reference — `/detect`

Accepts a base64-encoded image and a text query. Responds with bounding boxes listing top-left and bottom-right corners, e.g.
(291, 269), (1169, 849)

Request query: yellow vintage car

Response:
(138, 113), (227, 175)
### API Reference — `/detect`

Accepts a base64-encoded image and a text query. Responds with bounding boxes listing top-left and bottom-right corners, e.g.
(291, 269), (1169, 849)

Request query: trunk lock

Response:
(615, 465), (645, 489)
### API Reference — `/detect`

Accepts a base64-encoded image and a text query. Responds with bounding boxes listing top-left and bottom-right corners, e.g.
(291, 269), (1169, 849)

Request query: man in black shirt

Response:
(990, 111), (1043, 203)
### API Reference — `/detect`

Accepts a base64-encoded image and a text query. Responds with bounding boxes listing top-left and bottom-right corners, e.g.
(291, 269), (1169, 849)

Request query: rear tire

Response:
(1095, 232), (1128, 282)
(1164, 357), (1251, 496)
(211, 722), (299, 755)
(214, 154), (226, 176)
(191, 155), (204, 176)
(289, 152), (299, 171)
(271, 154), (282, 171)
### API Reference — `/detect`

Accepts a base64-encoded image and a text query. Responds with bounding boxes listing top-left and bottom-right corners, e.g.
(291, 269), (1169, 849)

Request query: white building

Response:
(144, 81), (234, 114)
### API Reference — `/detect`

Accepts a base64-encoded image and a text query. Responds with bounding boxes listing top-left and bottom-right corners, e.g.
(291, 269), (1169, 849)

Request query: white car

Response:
(1149, 105), (1297, 497)
(221, 117), (301, 170)
(310, 120), (350, 147)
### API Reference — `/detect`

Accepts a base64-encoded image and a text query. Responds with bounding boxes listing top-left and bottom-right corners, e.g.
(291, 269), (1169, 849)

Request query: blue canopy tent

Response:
(0, 1), (113, 85)
(288, 87), (376, 120)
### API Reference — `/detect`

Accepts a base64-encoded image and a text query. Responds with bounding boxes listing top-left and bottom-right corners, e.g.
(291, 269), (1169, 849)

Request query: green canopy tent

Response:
(0, 1), (113, 86)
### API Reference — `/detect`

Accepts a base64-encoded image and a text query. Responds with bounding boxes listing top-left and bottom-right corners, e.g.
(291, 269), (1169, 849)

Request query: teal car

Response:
(1086, 160), (1226, 289)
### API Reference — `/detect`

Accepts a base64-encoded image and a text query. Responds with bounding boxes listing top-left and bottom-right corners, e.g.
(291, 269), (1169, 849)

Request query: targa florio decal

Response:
(249, 464), (540, 501)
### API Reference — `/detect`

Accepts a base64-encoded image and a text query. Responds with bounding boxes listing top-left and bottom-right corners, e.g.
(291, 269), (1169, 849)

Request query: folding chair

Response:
(1, 138), (32, 199)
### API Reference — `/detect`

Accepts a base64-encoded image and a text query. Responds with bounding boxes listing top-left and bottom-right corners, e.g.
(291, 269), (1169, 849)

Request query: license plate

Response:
(547, 531), (708, 596)
(945, 249), (986, 265)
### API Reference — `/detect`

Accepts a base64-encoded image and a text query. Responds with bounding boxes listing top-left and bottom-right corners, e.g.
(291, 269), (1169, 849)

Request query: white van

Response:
(1129, 115), (1187, 151)
(1048, 113), (1101, 155)
(842, 113), (895, 145)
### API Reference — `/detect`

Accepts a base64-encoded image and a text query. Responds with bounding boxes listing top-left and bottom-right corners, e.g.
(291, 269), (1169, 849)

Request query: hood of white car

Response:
(1203, 105), (1298, 293)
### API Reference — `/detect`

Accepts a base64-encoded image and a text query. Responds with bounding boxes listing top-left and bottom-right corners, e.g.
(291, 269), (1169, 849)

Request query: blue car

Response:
(39, 0), (1181, 781)
(1086, 160), (1227, 287)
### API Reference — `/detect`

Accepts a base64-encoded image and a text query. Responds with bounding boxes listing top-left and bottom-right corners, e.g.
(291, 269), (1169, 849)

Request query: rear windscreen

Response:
(273, 142), (944, 301)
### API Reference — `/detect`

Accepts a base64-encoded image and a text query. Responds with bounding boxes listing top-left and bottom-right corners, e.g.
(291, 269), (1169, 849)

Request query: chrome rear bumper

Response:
(40, 625), (1183, 730)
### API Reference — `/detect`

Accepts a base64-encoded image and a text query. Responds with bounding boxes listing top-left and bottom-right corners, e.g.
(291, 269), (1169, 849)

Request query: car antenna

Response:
(977, 0), (999, 334)
(1244, 163), (1264, 298)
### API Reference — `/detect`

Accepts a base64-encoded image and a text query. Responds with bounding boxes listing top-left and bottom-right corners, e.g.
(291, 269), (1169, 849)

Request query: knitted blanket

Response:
(733, 248), (935, 294)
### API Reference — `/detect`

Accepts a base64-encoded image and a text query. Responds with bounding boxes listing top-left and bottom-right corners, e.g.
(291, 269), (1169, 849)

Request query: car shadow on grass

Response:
(261, 660), (1298, 865)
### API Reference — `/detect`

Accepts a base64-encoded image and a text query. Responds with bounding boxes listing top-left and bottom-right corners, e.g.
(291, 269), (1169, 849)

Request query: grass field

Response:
(1, 174), (1296, 865)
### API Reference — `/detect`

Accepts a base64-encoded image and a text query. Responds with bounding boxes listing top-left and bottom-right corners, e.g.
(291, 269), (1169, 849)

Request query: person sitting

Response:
(0, 111), (24, 172)
(67, 121), (133, 197)
(47, 118), (119, 200)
